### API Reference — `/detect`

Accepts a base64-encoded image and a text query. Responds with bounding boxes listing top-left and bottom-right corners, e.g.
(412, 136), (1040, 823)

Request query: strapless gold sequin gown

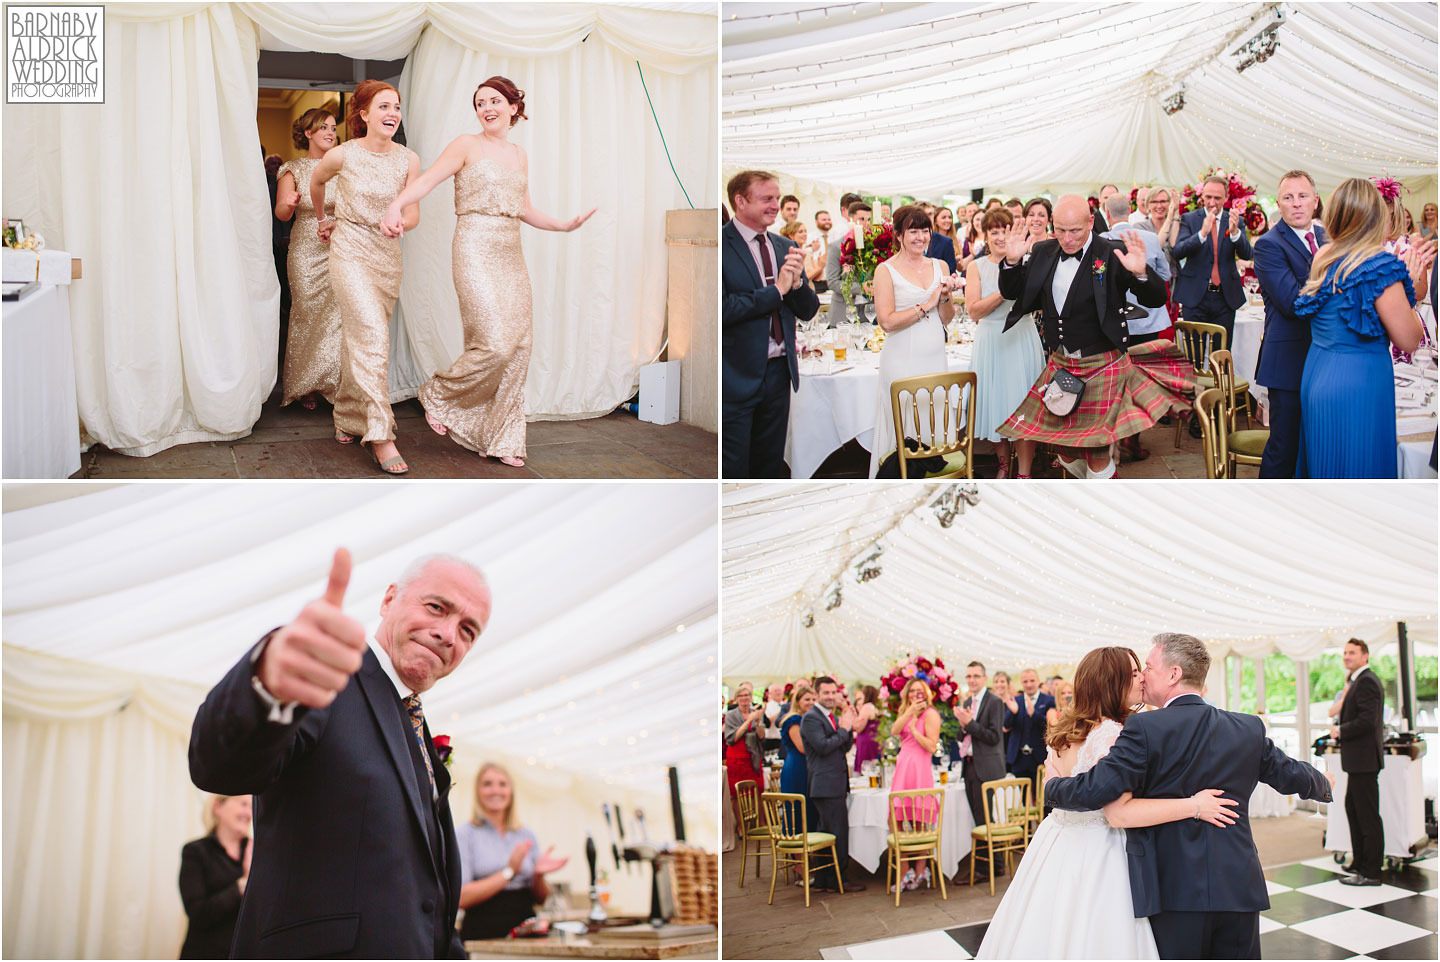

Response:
(329, 142), (414, 443)
(278, 157), (341, 406)
(418, 159), (532, 459)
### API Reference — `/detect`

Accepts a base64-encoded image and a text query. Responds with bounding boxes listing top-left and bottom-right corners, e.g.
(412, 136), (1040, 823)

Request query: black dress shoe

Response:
(1339, 874), (1382, 886)
(843, 881), (868, 892)
(1187, 414), (1203, 439)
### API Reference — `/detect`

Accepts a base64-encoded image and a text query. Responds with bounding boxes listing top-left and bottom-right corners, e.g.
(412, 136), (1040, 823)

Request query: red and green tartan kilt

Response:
(997, 342), (1193, 448)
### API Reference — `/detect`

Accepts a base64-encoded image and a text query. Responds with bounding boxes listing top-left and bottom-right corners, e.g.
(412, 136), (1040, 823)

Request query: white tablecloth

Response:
(1232, 302), (1265, 390)
(3, 283), (81, 478)
(845, 780), (974, 876)
(1323, 753), (1428, 860)
(785, 343), (973, 479)
(1249, 780), (1297, 818)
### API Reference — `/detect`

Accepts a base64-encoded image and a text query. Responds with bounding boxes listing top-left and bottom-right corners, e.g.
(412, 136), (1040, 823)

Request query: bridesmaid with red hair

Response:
(310, 79), (421, 474)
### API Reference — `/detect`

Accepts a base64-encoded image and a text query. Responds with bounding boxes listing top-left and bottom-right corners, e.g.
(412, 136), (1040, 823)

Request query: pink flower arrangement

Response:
(879, 653), (958, 710)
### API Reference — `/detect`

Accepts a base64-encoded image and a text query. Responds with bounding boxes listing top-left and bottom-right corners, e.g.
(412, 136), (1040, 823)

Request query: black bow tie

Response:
(1058, 248), (1084, 262)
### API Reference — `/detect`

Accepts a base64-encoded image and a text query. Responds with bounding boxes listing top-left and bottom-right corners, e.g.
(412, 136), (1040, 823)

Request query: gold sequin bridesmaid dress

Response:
(277, 157), (341, 406)
(418, 158), (532, 459)
(329, 142), (415, 443)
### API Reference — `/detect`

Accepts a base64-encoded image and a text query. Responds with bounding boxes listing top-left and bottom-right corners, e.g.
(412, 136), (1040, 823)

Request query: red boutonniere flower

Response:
(433, 734), (453, 767)
(1092, 258), (1106, 276)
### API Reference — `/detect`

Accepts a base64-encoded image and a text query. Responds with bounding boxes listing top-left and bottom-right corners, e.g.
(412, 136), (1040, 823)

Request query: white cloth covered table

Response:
(3, 281), (80, 478)
(1248, 780), (1297, 818)
(786, 343), (973, 479)
(1232, 302), (1265, 391)
(1323, 753), (1428, 860)
(845, 780), (974, 876)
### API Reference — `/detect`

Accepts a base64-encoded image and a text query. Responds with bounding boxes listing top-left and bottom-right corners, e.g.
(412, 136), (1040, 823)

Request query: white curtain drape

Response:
(721, 482), (1439, 684)
(722, 2), (1437, 201)
(1, 2), (717, 454)
(3, 482), (719, 959)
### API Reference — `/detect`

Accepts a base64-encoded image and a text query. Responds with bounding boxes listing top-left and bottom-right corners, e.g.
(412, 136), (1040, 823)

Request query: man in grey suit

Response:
(801, 675), (867, 891)
(825, 192), (864, 321)
(957, 660), (1006, 880)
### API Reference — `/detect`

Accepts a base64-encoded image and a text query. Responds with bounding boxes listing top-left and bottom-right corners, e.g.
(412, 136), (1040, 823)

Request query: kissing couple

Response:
(976, 633), (1333, 960)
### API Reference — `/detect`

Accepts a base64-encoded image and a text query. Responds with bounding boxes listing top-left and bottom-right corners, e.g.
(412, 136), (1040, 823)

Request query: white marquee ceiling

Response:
(722, 1), (1438, 198)
(722, 482), (1438, 684)
(2, 483), (719, 807)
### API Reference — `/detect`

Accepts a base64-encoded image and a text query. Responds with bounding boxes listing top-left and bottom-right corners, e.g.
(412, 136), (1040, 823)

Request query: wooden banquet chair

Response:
(1192, 388), (1229, 478)
(760, 791), (842, 907)
(885, 787), (947, 906)
(969, 777), (1031, 896)
(734, 779), (771, 887)
(1172, 321), (1233, 447)
(1013, 763), (1046, 833)
(1208, 350), (1268, 475)
(889, 370), (977, 478)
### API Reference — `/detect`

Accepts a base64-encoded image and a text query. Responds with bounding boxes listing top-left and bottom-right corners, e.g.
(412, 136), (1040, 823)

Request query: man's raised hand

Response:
(256, 548), (368, 709)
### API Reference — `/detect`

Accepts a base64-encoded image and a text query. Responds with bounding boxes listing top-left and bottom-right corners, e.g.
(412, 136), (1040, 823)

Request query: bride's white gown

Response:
(975, 718), (1159, 960)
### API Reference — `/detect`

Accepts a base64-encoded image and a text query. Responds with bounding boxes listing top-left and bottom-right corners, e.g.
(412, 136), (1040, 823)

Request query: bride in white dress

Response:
(976, 646), (1237, 960)
(868, 205), (959, 478)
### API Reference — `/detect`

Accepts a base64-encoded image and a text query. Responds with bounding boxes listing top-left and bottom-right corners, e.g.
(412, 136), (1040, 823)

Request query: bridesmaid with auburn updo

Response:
(274, 107), (341, 411)
(310, 79), (421, 475)
(382, 76), (595, 468)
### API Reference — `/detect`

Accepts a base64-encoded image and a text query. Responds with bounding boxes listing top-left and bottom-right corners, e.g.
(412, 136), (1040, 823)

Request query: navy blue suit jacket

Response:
(722, 221), (819, 405)
(1253, 223), (1326, 391)
(925, 233), (958, 274)
(1004, 692), (1054, 768)
(1172, 209), (1253, 311)
(190, 642), (466, 959)
(1045, 694), (1331, 918)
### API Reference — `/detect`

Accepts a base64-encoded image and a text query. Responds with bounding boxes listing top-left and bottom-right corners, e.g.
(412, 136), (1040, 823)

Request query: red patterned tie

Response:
(755, 236), (784, 345)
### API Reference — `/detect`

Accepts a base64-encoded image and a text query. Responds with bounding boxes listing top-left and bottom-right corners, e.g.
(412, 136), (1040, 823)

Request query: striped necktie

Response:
(403, 693), (436, 797)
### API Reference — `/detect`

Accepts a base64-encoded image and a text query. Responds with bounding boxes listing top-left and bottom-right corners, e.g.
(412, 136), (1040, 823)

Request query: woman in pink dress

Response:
(890, 678), (941, 891)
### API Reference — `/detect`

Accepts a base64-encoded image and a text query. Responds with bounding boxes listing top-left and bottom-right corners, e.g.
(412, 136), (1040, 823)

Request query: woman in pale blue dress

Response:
(1295, 178), (1433, 478)
(967, 207), (1044, 477)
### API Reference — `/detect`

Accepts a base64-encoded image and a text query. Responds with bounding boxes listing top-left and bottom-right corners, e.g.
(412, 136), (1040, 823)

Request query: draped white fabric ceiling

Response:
(722, 1), (1438, 199)
(722, 482), (1438, 684)
(3, 482), (719, 799)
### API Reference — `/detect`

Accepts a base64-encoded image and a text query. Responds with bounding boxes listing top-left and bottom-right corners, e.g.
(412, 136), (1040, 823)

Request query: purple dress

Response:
(853, 712), (882, 772)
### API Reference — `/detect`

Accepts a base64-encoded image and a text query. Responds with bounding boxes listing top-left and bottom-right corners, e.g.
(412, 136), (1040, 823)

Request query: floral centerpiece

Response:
(877, 653), (961, 755)
(838, 221), (899, 319)
(1180, 165), (1268, 232)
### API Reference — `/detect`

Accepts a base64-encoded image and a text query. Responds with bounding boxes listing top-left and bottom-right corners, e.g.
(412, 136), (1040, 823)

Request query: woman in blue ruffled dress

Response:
(1295, 178), (1435, 478)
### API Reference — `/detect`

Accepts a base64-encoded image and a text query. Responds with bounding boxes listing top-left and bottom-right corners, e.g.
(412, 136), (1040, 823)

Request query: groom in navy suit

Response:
(1004, 669), (1054, 782)
(722, 170), (820, 478)
(1253, 170), (1326, 478)
(1046, 633), (1332, 960)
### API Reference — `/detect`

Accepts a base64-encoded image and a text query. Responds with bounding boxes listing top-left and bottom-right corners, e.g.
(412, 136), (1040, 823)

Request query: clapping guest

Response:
(992, 671), (1015, 758)
(1173, 175), (1253, 351)
(779, 684), (820, 830)
(868, 205), (959, 477)
(1420, 203), (1437, 241)
(1296, 178), (1434, 477)
(779, 220), (825, 284)
(852, 684), (882, 773)
(724, 683), (767, 807)
(961, 208), (986, 269)
(179, 795), (252, 959)
(889, 679), (941, 891)
(1024, 198), (1052, 243)
(1129, 187), (1151, 225)
(780, 194), (800, 228)
(967, 207), (1043, 478)
(1003, 669), (1055, 783)
(934, 206), (962, 265)
(924, 205), (958, 273)
(457, 763), (569, 940)
(826, 192), (864, 317)
(802, 676), (865, 892)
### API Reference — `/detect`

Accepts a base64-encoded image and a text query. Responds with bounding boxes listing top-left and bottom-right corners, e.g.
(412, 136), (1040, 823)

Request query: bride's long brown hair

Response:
(1046, 646), (1141, 752)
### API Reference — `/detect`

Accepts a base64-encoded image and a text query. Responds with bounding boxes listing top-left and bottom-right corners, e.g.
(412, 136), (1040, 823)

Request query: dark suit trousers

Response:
(811, 795), (849, 886)
(1011, 751), (1039, 783)
(1183, 287), (1236, 347)
(1345, 770), (1384, 878)
(962, 760), (986, 827)
(1260, 386), (1302, 478)
(723, 356), (791, 478)
(1150, 909), (1260, 960)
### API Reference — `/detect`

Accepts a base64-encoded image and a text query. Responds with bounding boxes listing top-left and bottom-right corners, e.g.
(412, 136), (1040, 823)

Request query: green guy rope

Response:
(637, 61), (695, 209)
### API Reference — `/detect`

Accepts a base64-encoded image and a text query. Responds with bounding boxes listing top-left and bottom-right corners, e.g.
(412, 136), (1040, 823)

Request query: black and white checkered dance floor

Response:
(819, 855), (1436, 960)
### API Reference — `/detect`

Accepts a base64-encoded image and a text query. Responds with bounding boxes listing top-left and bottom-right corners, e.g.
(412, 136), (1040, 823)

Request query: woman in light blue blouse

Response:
(456, 762), (568, 940)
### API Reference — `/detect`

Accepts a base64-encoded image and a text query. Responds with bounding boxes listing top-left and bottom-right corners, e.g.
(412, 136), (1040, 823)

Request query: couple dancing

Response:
(977, 634), (1333, 960)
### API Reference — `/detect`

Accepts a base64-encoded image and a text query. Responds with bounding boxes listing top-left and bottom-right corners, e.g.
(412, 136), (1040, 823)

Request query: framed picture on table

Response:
(2, 219), (25, 248)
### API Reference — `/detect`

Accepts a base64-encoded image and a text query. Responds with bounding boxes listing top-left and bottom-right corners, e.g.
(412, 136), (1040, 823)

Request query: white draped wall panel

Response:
(0, 2), (716, 453)
(721, 483), (1438, 685)
(722, 2), (1437, 202)
(3, 482), (719, 959)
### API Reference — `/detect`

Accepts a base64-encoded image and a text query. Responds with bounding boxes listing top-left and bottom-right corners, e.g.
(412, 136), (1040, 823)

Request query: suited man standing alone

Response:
(1253, 170), (1326, 477)
(722, 170), (819, 478)
(801, 676), (867, 892)
(956, 661), (1006, 879)
(1330, 638), (1387, 886)
(1173, 176), (1254, 347)
(190, 549), (489, 958)
(1003, 669), (1055, 783)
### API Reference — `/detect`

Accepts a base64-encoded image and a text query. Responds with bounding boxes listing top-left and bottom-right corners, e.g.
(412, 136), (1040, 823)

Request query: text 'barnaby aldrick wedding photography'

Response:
(6, 5), (104, 103)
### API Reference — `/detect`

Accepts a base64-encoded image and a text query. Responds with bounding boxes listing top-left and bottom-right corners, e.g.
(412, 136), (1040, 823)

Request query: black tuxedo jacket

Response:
(998, 234), (1167, 352)
(1253, 223), (1327, 391)
(800, 705), (854, 799)
(1046, 694), (1331, 918)
(189, 641), (466, 959)
(722, 220), (819, 403)
(1337, 667), (1385, 773)
(1004, 692), (1055, 768)
(1172, 208), (1254, 310)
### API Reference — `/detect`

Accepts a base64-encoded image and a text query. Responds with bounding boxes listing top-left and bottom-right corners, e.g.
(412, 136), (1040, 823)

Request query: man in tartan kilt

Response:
(995, 195), (1193, 478)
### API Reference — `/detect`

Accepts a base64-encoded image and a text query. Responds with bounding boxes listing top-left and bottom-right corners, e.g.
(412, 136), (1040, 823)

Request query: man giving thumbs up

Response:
(190, 552), (491, 959)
